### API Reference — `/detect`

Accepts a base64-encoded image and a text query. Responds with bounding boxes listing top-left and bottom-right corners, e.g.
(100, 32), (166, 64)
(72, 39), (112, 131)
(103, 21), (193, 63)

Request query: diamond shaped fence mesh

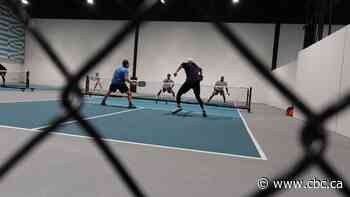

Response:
(1, 0), (350, 196)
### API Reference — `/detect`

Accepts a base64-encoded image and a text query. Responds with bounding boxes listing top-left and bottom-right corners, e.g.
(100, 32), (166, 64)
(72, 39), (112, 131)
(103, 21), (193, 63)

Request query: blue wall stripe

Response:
(0, 2), (24, 64)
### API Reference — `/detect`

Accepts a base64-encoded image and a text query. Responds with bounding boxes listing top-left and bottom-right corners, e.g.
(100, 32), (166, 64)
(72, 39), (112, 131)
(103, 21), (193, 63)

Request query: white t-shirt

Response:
(214, 81), (228, 91)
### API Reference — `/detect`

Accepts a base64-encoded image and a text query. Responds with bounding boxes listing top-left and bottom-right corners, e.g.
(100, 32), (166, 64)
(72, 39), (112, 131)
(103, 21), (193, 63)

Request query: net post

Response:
(245, 87), (249, 109)
(248, 87), (252, 113)
(25, 71), (29, 89)
(85, 75), (90, 94)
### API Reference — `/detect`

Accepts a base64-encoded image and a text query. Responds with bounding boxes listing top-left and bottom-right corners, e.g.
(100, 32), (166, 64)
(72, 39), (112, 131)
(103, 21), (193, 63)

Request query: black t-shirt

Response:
(0, 64), (6, 71)
(181, 62), (202, 82)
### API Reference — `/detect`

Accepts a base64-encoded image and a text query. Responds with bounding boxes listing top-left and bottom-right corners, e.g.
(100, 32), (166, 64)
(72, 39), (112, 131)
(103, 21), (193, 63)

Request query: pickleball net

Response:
(0, 70), (30, 90)
(84, 75), (252, 112)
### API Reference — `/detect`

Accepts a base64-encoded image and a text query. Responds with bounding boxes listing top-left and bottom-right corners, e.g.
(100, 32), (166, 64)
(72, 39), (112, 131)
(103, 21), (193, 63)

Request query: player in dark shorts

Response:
(0, 63), (7, 87)
(157, 73), (175, 98)
(207, 76), (230, 103)
(101, 60), (135, 108)
(172, 59), (207, 117)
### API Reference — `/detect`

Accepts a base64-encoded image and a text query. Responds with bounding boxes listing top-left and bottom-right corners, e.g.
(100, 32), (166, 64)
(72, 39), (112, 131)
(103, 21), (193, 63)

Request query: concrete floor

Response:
(0, 91), (349, 197)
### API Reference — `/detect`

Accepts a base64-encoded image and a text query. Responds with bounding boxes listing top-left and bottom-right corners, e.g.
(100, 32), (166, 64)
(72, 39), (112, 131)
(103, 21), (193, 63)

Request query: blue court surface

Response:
(0, 83), (61, 91)
(0, 97), (266, 160)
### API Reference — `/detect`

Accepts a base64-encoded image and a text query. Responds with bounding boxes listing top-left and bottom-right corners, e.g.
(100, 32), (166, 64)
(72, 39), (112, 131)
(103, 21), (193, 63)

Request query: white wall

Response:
(295, 26), (347, 132)
(138, 22), (275, 103)
(337, 26), (350, 137)
(277, 24), (345, 67)
(0, 61), (24, 72)
(267, 61), (297, 110)
(25, 19), (135, 87)
(25, 19), (320, 104)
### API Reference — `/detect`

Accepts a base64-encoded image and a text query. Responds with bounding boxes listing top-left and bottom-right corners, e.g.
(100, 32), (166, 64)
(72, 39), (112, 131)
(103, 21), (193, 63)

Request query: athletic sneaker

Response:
(128, 104), (136, 109)
(202, 110), (207, 117)
(172, 107), (183, 114)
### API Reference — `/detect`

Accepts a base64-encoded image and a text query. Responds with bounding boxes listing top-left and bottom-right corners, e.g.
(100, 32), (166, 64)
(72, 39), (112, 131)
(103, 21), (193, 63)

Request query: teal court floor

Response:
(0, 83), (61, 91)
(0, 97), (266, 160)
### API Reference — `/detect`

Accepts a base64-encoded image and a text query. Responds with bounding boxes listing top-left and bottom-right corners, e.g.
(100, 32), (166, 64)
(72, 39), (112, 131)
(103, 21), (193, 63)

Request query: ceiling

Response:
(24, 0), (349, 24)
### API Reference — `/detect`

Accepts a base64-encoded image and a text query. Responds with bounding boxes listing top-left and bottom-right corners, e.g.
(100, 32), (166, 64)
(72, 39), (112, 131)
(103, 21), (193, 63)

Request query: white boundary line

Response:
(108, 105), (239, 118)
(0, 124), (265, 161)
(0, 125), (37, 131)
(106, 106), (266, 160)
(237, 110), (267, 160)
(32, 107), (144, 130)
(0, 99), (60, 104)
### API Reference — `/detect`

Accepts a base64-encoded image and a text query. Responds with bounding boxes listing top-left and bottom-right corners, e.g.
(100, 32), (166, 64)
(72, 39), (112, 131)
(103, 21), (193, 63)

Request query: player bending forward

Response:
(101, 60), (135, 108)
(207, 76), (230, 103)
(172, 59), (207, 117)
(157, 73), (175, 98)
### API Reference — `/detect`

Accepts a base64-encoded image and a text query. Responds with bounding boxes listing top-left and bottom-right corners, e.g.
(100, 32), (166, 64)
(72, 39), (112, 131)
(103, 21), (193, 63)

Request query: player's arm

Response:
(197, 66), (203, 80)
(174, 64), (184, 77)
(124, 71), (131, 83)
(225, 84), (230, 96)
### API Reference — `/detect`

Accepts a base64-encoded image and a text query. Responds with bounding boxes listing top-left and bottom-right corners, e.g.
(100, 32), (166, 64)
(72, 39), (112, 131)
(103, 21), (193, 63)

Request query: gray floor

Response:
(0, 91), (349, 197)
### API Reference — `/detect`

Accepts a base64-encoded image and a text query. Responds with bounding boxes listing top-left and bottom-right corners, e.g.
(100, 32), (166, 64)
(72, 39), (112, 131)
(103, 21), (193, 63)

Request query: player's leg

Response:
(0, 73), (5, 86)
(98, 82), (103, 90)
(157, 89), (162, 97)
(170, 88), (175, 97)
(120, 83), (135, 108)
(101, 83), (116, 105)
(93, 82), (98, 91)
(156, 89), (162, 103)
(127, 90), (135, 108)
(173, 82), (191, 114)
(207, 91), (216, 103)
(101, 90), (112, 105)
(165, 88), (173, 104)
(192, 81), (207, 117)
(156, 88), (165, 103)
(1, 75), (4, 86)
(221, 91), (226, 103)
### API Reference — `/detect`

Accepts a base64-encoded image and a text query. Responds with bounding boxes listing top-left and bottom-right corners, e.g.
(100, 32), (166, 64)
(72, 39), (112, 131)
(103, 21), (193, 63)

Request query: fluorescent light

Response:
(160, 0), (166, 4)
(87, 0), (94, 5)
(232, 0), (239, 4)
(21, 0), (29, 5)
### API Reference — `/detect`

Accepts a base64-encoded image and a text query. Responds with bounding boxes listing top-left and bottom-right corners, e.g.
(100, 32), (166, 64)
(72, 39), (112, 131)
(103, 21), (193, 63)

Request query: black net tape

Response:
(1, 0), (350, 196)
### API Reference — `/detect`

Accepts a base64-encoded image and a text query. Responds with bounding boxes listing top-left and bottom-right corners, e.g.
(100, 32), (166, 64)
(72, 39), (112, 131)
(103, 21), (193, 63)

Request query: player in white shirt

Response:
(92, 72), (103, 92)
(207, 76), (230, 103)
(157, 73), (175, 98)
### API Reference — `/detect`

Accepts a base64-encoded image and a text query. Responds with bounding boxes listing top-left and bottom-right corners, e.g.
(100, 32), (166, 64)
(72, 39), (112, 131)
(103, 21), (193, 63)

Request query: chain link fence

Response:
(1, 0), (350, 196)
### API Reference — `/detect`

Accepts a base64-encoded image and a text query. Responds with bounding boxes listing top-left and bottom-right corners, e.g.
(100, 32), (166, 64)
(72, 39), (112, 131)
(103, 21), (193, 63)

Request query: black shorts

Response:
(162, 87), (173, 93)
(109, 83), (128, 93)
(0, 71), (6, 76)
(213, 89), (224, 95)
(178, 80), (201, 97)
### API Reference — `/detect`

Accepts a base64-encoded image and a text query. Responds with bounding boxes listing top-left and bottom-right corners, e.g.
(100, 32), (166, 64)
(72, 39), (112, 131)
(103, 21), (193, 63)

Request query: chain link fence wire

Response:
(1, 0), (350, 196)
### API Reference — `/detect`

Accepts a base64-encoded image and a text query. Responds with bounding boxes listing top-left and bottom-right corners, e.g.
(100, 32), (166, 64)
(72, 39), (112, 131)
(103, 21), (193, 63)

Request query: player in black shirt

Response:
(172, 59), (207, 117)
(0, 64), (7, 87)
